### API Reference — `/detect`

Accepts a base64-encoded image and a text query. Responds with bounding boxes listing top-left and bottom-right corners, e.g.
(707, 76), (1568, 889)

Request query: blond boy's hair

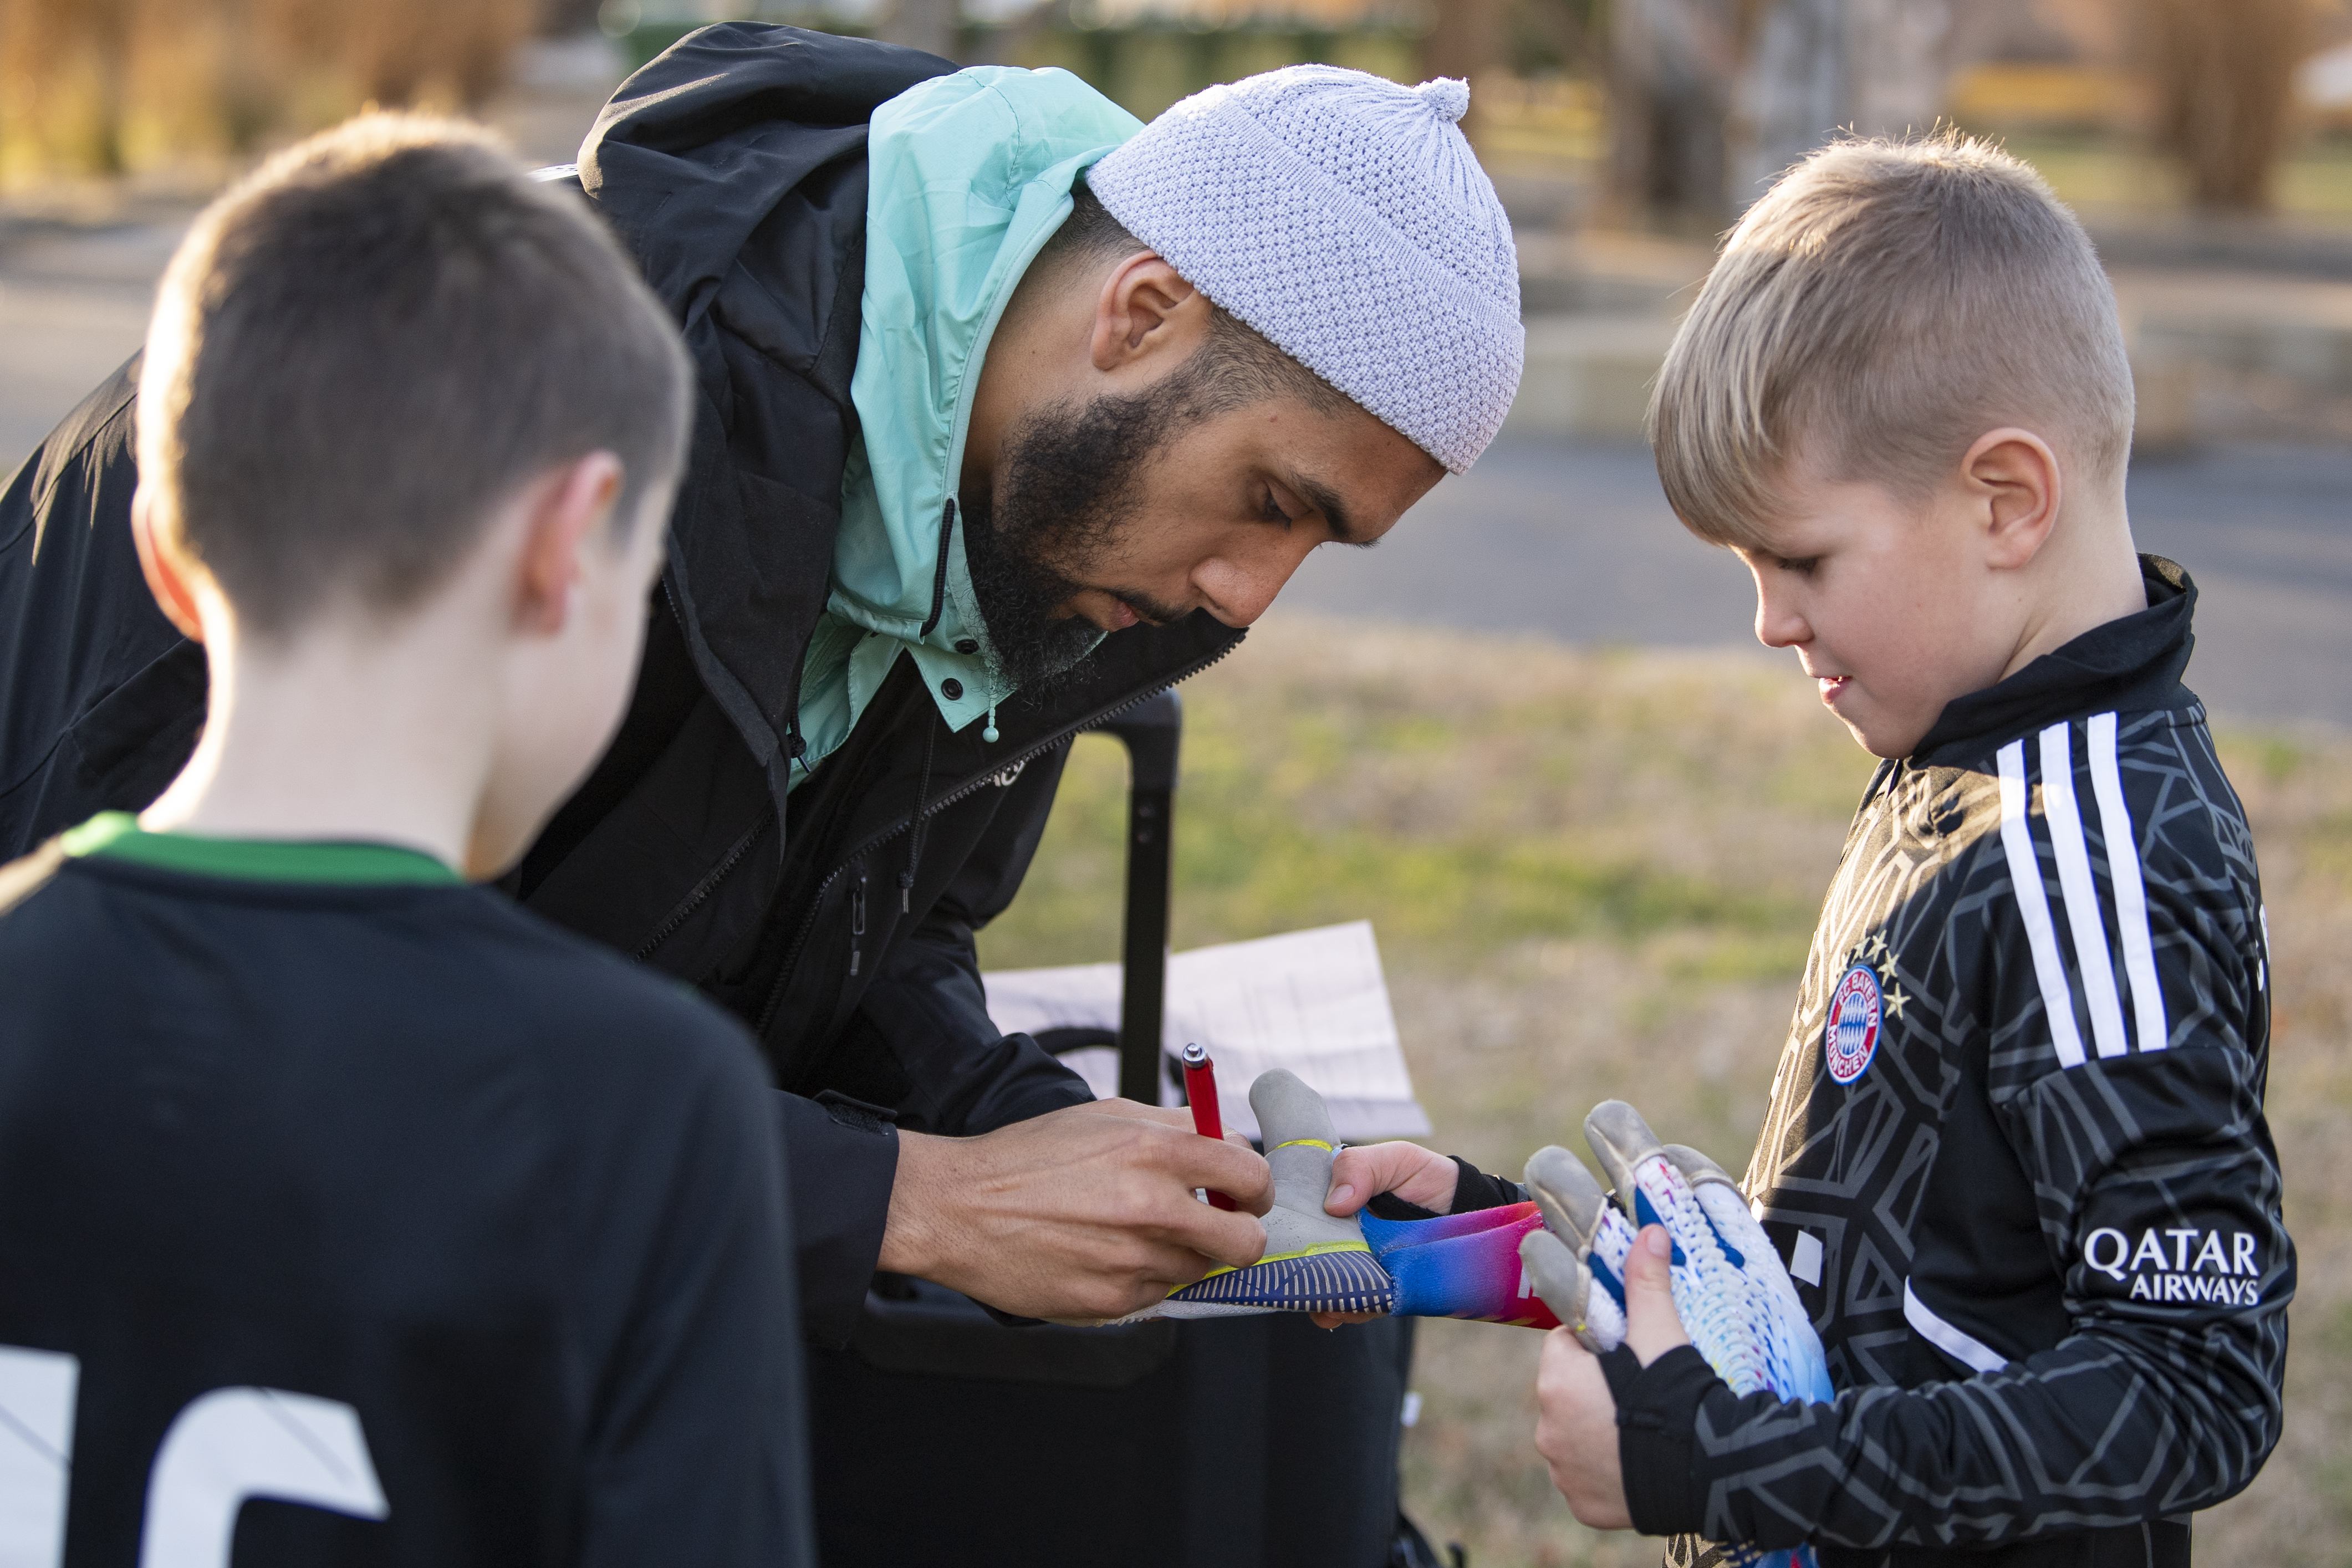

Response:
(1649, 133), (2134, 549)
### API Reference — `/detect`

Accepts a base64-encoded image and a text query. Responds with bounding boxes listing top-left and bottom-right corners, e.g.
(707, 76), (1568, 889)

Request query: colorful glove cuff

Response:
(1361, 1202), (1560, 1329)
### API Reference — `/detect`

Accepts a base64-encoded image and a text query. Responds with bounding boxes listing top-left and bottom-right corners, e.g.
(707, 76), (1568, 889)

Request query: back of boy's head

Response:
(1650, 132), (2134, 549)
(139, 113), (692, 641)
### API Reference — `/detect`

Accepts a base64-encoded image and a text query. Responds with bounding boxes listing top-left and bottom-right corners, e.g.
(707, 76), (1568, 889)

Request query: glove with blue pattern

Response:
(1519, 1100), (1833, 1402)
(1519, 1102), (1833, 1568)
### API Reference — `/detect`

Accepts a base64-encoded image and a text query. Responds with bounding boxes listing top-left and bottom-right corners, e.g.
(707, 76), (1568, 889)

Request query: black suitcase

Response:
(807, 692), (1446, 1568)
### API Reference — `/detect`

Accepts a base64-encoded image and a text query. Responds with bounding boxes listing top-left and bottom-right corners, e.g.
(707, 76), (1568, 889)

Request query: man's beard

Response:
(961, 380), (1189, 693)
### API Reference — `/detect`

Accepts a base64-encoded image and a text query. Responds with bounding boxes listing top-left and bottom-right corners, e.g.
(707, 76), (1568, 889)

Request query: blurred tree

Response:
(335, 0), (538, 107)
(1605, 0), (1744, 232)
(0, 0), (538, 185)
(1730, 0), (1960, 205)
(538, 0), (611, 36)
(1415, 0), (1614, 149)
(0, 0), (135, 174)
(2144, 0), (2309, 210)
(1430, 0), (1618, 84)
(1605, 0), (1992, 227)
(1503, 0), (1601, 75)
(1421, 0), (1507, 131)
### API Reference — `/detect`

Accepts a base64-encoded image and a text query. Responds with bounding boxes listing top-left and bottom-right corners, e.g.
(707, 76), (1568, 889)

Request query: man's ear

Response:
(1090, 253), (1208, 372)
(130, 486), (207, 642)
(513, 451), (625, 637)
(1965, 428), (2063, 572)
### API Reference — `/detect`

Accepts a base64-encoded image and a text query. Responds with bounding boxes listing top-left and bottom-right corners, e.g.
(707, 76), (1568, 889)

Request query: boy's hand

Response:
(1324, 1140), (1458, 1217)
(1534, 1225), (1691, 1527)
(1308, 1140), (1458, 1327)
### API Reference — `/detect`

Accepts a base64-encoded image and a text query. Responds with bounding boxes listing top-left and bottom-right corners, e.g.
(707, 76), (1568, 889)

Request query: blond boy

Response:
(1532, 135), (2290, 1568)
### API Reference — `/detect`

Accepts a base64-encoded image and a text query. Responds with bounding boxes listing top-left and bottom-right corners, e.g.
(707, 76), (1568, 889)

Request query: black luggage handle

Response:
(1097, 690), (1180, 1104)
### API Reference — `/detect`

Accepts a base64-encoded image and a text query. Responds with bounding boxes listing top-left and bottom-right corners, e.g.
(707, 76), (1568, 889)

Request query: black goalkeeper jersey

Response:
(0, 820), (813, 1568)
(1616, 559), (2291, 1568)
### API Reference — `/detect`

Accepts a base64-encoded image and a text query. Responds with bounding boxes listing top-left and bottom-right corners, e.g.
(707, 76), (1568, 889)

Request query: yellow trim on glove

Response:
(1188, 1238), (1374, 1285)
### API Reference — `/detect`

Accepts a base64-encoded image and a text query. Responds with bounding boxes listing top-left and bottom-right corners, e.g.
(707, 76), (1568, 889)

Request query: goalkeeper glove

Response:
(1115, 1068), (1395, 1321)
(1519, 1101), (1833, 1568)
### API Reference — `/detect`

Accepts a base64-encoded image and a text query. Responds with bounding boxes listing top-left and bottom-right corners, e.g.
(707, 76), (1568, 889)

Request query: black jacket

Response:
(0, 25), (1245, 1346)
(1620, 560), (2289, 1567)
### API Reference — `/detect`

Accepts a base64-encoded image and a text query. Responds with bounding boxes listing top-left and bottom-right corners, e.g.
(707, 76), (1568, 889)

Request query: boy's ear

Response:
(130, 487), (207, 643)
(1966, 429), (2063, 571)
(513, 452), (626, 637)
(1090, 252), (1207, 371)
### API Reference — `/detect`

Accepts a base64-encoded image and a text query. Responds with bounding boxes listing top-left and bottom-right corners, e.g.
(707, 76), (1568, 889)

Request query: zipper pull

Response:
(849, 866), (868, 977)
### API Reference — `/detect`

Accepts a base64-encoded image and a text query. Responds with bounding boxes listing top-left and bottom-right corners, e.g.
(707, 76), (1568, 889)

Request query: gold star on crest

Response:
(1885, 984), (1910, 1020)
(1867, 932), (1891, 961)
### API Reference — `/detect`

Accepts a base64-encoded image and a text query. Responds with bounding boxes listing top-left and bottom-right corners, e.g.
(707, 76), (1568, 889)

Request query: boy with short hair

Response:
(1528, 134), (2292, 1566)
(0, 116), (812, 1565)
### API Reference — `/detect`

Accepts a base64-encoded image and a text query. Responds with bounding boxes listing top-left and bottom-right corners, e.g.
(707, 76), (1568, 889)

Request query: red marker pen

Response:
(1180, 1043), (1236, 1211)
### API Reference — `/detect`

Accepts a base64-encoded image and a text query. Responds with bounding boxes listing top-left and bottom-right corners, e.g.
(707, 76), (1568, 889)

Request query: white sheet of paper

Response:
(982, 921), (1431, 1141)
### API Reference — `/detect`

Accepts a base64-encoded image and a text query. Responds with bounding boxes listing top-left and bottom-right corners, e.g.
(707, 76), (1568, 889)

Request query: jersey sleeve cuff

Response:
(1364, 1155), (1528, 1222)
(1605, 1344), (1720, 1536)
(1448, 1155), (1529, 1213)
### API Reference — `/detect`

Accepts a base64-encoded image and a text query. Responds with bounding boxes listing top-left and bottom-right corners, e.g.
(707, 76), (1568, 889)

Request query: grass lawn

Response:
(974, 611), (2352, 1567)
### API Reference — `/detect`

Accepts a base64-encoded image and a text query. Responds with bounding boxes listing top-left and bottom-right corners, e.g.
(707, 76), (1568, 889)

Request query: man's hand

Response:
(1533, 1224), (1691, 1528)
(877, 1100), (1274, 1321)
(1323, 1140), (1458, 1217)
(1075, 1096), (1260, 1153)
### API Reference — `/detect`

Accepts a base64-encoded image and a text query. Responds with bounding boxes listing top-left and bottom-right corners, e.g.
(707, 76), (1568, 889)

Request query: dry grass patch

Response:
(975, 611), (2352, 1567)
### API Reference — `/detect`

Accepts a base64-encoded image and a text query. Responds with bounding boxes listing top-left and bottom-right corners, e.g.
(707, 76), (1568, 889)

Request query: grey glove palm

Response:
(1114, 1069), (1395, 1323)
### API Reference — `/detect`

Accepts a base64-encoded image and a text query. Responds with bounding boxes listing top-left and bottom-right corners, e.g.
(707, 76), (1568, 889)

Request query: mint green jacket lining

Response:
(791, 67), (1141, 789)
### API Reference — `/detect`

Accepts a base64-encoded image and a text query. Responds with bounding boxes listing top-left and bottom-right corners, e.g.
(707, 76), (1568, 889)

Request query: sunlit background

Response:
(7, 1), (2351, 218)
(3, 3), (2348, 1564)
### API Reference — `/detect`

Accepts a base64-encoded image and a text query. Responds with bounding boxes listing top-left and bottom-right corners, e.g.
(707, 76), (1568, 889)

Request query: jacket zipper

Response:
(634, 811), (773, 961)
(848, 862), (868, 976)
(754, 635), (1242, 1036)
(632, 573), (783, 963)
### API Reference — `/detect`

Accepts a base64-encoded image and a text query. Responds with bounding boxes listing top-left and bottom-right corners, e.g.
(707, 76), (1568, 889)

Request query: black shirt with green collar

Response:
(0, 817), (812, 1567)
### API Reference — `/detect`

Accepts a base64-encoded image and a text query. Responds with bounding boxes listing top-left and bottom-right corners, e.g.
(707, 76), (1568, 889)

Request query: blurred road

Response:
(1284, 435), (2352, 730)
(2, 221), (2345, 733)
(0, 217), (166, 464)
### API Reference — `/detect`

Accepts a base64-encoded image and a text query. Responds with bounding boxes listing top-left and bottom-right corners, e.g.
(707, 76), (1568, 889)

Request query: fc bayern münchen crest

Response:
(1824, 963), (1884, 1085)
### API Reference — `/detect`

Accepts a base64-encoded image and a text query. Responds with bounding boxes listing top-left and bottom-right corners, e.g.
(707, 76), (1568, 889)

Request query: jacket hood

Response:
(827, 68), (1142, 721)
(573, 23), (959, 799)
(579, 25), (952, 399)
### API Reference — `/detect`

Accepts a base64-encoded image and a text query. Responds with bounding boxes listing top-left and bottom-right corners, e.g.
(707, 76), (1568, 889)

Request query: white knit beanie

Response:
(1088, 65), (1523, 474)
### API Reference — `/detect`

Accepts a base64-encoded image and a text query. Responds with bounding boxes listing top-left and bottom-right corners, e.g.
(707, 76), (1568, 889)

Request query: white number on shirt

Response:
(0, 1345), (388, 1568)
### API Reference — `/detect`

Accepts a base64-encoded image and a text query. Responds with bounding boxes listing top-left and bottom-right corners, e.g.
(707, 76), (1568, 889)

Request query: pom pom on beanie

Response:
(1088, 64), (1523, 474)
